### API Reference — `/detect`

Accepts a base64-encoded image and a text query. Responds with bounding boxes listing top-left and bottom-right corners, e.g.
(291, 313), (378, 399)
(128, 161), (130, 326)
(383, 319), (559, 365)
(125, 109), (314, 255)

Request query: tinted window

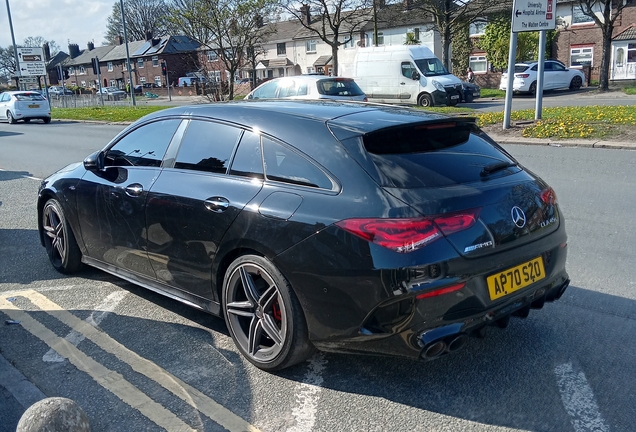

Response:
(515, 65), (530, 73)
(401, 62), (417, 79)
(251, 81), (278, 99)
(363, 123), (519, 188)
(262, 138), (332, 189)
(105, 119), (180, 167)
(230, 131), (264, 179)
(316, 79), (365, 96)
(16, 93), (45, 101)
(175, 120), (240, 174)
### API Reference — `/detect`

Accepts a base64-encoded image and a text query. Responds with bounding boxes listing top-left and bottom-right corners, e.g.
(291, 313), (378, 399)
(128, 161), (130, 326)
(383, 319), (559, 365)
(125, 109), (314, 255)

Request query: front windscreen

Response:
(414, 58), (449, 77)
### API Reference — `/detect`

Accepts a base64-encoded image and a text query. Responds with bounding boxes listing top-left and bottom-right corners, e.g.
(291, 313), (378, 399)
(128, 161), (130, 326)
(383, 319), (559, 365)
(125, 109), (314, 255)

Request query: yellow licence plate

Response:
(487, 257), (545, 300)
(28, 104), (40, 108)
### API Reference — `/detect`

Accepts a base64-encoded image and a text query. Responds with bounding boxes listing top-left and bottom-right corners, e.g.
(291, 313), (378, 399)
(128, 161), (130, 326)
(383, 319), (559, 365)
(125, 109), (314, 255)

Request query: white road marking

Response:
(554, 362), (609, 432)
(289, 353), (327, 432)
(43, 290), (127, 362)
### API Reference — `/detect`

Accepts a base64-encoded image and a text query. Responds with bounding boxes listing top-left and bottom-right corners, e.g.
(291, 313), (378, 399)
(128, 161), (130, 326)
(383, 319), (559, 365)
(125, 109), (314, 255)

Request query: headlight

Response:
(432, 80), (445, 92)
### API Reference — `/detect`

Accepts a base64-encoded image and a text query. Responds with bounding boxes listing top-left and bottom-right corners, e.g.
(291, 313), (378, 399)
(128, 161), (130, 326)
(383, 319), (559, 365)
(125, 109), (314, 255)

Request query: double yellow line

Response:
(1, 290), (260, 432)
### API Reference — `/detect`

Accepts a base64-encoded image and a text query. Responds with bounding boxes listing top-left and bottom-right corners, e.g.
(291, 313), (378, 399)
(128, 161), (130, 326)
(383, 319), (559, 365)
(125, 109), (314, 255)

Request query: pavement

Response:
(2, 91), (634, 431)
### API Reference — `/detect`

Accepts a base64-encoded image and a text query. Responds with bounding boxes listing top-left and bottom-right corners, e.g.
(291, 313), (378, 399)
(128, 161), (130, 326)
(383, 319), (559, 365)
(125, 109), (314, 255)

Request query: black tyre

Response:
(7, 111), (16, 124)
(465, 92), (474, 103)
(570, 75), (583, 90)
(417, 93), (433, 107)
(24, 118), (31, 123)
(43, 117), (51, 124)
(529, 82), (537, 95)
(42, 199), (83, 274)
(222, 254), (315, 371)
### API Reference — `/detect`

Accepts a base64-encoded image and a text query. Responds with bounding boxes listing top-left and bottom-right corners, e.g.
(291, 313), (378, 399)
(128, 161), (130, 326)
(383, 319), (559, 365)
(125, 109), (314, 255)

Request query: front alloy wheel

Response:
(223, 255), (314, 371)
(7, 111), (16, 124)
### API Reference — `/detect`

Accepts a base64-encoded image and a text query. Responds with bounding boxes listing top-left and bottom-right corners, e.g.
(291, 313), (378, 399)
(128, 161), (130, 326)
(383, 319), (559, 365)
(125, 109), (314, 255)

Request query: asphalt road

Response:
(1, 121), (635, 432)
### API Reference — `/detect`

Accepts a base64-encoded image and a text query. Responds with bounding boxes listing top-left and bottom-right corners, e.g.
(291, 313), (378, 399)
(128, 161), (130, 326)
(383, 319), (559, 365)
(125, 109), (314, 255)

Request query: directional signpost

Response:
(503, 0), (557, 128)
(17, 47), (47, 77)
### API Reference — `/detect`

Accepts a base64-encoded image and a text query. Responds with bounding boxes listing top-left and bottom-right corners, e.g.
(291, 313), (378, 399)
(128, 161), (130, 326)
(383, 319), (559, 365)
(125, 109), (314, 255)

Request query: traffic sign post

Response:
(503, 0), (556, 129)
(17, 47), (46, 77)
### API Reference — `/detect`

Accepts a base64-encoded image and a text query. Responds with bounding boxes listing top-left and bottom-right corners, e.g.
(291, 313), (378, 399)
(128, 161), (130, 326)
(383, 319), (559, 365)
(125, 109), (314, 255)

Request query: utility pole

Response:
(5, 0), (22, 88)
(120, 0), (136, 106)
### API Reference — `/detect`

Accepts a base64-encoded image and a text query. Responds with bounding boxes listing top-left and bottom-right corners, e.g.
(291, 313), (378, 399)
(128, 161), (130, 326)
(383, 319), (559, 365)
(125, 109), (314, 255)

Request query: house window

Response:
(110, 79), (116, 86)
(140, 76), (147, 84)
(570, 46), (593, 66)
(615, 48), (624, 67)
(123, 62), (127, 71)
(572, 5), (594, 24)
(224, 49), (234, 60)
(152, 56), (159, 66)
(469, 55), (488, 73)
(375, 32), (384, 46)
(207, 50), (218, 61)
(470, 20), (487, 36)
(68, 67), (75, 74)
(306, 40), (316, 53)
(628, 43), (636, 63)
(344, 36), (355, 49)
(107, 62), (113, 71)
(307, 66), (315, 74)
(277, 43), (286, 56)
(154, 76), (162, 86)
(208, 70), (221, 82)
(79, 66), (85, 74)
(137, 58), (144, 68)
(81, 81), (86, 87)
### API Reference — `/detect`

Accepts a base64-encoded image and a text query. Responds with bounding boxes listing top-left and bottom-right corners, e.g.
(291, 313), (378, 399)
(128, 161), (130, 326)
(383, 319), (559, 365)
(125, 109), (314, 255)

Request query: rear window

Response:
(316, 79), (364, 96)
(362, 122), (519, 188)
(15, 93), (45, 101)
(514, 65), (530, 73)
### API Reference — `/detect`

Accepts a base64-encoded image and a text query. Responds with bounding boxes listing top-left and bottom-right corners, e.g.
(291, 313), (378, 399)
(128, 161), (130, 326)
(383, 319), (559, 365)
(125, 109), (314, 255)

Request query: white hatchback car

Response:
(0, 91), (51, 124)
(246, 76), (368, 102)
(500, 60), (585, 94)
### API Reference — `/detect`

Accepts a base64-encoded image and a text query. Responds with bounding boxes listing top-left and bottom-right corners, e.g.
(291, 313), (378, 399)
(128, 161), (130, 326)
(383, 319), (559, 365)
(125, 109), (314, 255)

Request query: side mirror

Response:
(83, 150), (104, 171)
(412, 71), (420, 81)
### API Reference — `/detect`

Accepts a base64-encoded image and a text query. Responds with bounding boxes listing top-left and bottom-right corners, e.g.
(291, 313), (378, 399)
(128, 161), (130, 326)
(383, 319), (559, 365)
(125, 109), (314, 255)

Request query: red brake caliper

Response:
(272, 300), (282, 322)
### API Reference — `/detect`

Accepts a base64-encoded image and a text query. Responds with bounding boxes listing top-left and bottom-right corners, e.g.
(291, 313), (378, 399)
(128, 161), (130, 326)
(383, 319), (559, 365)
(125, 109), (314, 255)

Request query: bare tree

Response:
(169, 0), (278, 99)
(105, 0), (173, 44)
(280, 0), (372, 76)
(576, 0), (634, 91)
(0, 46), (18, 83)
(413, 0), (511, 70)
(23, 37), (61, 56)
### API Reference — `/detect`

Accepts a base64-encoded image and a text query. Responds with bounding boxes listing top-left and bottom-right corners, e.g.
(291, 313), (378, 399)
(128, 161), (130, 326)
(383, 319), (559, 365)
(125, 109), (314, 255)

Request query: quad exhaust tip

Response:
(421, 333), (469, 359)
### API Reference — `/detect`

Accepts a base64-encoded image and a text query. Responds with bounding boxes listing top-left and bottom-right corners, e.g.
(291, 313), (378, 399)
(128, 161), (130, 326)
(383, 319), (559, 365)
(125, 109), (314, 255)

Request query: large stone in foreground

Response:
(16, 397), (90, 432)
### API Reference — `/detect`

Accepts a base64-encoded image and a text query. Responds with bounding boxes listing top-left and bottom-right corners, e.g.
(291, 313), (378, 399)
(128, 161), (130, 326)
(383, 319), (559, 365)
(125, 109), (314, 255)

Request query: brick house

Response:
(58, 35), (200, 90)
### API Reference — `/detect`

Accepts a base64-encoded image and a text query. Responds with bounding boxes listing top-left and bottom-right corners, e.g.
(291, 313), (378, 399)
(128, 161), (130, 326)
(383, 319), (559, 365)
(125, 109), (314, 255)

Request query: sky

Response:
(1, 0), (113, 51)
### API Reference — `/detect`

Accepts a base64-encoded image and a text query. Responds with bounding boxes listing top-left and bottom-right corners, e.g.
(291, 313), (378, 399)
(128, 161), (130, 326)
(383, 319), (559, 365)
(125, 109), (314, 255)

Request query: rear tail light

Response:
(539, 187), (557, 205)
(335, 208), (480, 253)
(416, 282), (465, 299)
(515, 73), (530, 78)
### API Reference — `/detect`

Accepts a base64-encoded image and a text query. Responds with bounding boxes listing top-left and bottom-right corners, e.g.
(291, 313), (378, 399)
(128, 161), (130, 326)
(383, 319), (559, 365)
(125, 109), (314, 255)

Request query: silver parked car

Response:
(0, 91), (51, 124)
(246, 75), (368, 102)
(500, 60), (585, 94)
(97, 86), (128, 100)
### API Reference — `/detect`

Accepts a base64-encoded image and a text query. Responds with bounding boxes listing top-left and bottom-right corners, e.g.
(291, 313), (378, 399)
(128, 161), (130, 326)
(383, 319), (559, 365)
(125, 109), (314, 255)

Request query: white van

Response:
(353, 46), (463, 107)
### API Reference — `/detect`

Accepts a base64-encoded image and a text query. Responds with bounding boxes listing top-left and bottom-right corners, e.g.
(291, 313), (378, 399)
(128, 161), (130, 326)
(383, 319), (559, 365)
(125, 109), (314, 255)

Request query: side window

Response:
(174, 120), (240, 174)
(104, 119), (180, 167)
(252, 80), (278, 99)
(230, 131), (264, 179)
(401, 62), (416, 79)
(552, 62), (566, 72)
(277, 80), (298, 98)
(297, 82), (308, 96)
(262, 137), (332, 189)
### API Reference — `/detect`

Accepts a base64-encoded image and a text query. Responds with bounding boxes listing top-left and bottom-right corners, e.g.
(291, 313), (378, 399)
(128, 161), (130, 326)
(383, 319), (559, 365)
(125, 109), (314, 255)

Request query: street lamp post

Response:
(5, 0), (22, 87)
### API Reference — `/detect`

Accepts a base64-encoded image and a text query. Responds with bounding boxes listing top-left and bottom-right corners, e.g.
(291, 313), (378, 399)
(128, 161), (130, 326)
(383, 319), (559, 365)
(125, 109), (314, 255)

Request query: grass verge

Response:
(52, 106), (170, 122)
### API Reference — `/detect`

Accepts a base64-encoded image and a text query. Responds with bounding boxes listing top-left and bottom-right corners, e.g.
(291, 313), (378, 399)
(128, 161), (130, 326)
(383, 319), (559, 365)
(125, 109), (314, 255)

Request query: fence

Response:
(48, 94), (132, 109)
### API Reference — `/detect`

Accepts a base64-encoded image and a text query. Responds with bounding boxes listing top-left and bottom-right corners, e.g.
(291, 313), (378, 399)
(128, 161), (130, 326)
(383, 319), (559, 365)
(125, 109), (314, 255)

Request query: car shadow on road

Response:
(0, 130), (24, 138)
(0, 170), (34, 182)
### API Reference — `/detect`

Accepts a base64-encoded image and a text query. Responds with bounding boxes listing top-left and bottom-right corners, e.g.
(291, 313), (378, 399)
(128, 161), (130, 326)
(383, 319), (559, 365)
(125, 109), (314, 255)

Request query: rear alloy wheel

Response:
(417, 93), (433, 107)
(528, 82), (537, 95)
(222, 255), (314, 371)
(7, 111), (16, 124)
(42, 199), (83, 274)
(570, 75), (583, 90)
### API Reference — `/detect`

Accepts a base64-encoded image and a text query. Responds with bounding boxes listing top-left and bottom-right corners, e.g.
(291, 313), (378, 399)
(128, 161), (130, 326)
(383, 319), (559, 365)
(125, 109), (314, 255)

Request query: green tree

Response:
(404, 31), (421, 45)
(169, 0), (277, 99)
(280, 0), (372, 76)
(479, 17), (555, 70)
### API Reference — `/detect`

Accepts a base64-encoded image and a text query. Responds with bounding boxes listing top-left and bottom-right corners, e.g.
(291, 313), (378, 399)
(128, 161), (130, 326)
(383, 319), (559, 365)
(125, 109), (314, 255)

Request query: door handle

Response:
(125, 183), (144, 197)
(400, 82), (406, 85)
(204, 197), (230, 213)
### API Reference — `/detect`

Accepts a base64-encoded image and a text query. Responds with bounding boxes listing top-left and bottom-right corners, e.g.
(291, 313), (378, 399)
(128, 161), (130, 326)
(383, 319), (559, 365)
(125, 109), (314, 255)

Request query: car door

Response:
(549, 61), (569, 89)
(399, 62), (419, 102)
(0, 92), (11, 119)
(75, 119), (182, 278)
(145, 120), (264, 299)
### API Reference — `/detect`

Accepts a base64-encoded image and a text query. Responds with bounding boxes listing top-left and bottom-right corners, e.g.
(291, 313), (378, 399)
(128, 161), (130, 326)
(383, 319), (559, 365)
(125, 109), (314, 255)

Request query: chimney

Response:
(87, 41), (95, 51)
(254, 14), (264, 28)
(117, 35), (124, 45)
(68, 43), (80, 58)
(403, 0), (412, 10)
(299, 5), (311, 25)
(43, 43), (51, 62)
(152, 37), (161, 46)
(145, 30), (153, 41)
